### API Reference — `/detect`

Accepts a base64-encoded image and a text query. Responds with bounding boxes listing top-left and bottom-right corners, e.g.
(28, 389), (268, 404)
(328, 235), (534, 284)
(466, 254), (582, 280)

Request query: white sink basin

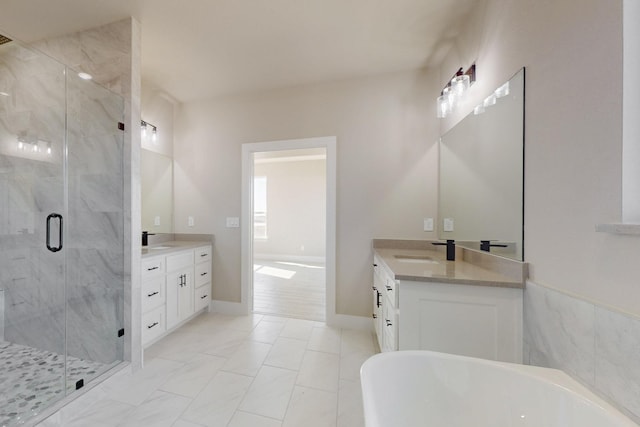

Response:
(393, 255), (438, 264)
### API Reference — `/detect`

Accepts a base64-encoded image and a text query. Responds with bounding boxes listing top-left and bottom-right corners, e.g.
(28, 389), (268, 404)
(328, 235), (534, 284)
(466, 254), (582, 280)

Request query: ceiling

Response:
(0, 0), (476, 102)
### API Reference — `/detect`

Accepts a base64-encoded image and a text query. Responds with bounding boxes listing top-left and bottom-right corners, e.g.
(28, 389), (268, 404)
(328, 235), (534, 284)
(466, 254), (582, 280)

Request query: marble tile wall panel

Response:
(524, 281), (640, 424)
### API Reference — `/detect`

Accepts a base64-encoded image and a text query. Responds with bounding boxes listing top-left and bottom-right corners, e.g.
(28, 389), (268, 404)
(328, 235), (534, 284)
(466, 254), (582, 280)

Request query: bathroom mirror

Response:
(438, 68), (524, 260)
(141, 149), (173, 233)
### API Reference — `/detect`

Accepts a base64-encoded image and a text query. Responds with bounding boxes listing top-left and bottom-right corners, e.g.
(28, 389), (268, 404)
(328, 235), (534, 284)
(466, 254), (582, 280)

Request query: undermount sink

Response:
(393, 255), (438, 264)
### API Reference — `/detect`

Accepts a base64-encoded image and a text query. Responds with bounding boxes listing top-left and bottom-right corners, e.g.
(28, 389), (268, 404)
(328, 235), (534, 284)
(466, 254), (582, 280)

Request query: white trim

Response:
(241, 136), (337, 322)
(327, 314), (373, 331)
(253, 254), (326, 264)
(210, 300), (246, 315)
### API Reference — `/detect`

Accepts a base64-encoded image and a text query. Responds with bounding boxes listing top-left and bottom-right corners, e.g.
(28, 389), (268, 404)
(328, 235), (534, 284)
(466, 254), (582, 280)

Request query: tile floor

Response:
(40, 313), (377, 426)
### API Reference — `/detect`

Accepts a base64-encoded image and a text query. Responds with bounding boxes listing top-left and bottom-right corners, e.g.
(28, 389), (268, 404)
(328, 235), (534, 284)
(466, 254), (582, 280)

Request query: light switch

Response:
(423, 218), (434, 232)
(226, 217), (240, 228)
(188, 216), (194, 227)
(443, 218), (454, 232)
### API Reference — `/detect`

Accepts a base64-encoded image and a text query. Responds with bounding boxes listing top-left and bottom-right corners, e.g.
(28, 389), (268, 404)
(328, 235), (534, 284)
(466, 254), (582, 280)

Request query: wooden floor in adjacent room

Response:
(253, 259), (326, 321)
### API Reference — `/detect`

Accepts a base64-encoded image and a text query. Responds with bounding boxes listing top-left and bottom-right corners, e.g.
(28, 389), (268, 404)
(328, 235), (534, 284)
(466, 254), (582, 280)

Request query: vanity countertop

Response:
(374, 240), (526, 289)
(141, 241), (211, 258)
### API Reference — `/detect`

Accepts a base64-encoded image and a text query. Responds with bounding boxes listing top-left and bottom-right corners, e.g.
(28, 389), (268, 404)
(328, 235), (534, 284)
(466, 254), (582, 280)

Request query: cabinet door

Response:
(166, 267), (194, 328)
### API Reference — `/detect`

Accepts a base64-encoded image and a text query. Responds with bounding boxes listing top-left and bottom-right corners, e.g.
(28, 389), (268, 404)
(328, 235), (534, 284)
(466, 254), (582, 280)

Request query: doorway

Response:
(241, 137), (336, 323)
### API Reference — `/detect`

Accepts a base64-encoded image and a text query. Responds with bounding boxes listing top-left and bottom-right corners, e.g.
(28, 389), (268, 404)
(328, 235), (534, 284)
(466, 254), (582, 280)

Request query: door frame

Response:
(241, 136), (337, 323)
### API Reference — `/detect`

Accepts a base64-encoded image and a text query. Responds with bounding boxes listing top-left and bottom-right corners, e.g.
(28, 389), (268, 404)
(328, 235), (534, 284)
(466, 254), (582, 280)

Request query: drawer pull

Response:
(385, 319), (393, 327)
(372, 314), (377, 319)
(147, 266), (159, 271)
(372, 286), (377, 291)
(200, 272), (207, 276)
(385, 285), (393, 291)
(200, 295), (208, 299)
(147, 322), (159, 329)
(376, 291), (381, 308)
(147, 291), (159, 297)
(200, 253), (208, 257)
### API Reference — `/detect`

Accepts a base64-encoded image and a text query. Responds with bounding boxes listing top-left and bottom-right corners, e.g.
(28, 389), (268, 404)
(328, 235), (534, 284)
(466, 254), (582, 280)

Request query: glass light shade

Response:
(437, 95), (449, 118)
(483, 93), (497, 108)
(151, 128), (157, 142)
(495, 82), (510, 98)
(473, 104), (485, 115)
(141, 123), (147, 138)
(451, 74), (470, 98)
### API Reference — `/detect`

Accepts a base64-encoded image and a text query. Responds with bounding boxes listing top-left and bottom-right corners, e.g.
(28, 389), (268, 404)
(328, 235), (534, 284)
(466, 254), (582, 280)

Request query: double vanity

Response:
(372, 239), (527, 363)
(141, 241), (213, 347)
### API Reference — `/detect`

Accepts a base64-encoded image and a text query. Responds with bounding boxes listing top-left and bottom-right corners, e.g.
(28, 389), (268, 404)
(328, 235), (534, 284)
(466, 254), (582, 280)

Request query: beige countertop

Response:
(141, 241), (211, 258)
(374, 242), (526, 289)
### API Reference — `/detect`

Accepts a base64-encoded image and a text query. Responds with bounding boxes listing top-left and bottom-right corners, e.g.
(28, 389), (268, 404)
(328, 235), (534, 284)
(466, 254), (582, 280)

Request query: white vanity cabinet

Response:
(142, 244), (213, 347)
(372, 253), (523, 363)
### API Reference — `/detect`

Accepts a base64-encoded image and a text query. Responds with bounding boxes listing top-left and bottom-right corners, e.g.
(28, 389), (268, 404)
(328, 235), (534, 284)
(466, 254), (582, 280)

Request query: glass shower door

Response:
(64, 71), (125, 388)
(0, 41), (68, 424)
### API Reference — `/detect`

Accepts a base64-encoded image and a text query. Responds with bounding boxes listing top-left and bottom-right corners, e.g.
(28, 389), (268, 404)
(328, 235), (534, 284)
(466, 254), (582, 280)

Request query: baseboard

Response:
(327, 314), (373, 331)
(254, 254), (325, 264)
(210, 300), (248, 315)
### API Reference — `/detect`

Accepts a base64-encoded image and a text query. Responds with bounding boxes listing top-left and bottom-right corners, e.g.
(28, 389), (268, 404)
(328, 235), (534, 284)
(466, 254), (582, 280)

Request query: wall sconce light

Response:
(141, 120), (158, 143)
(473, 80), (510, 116)
(437, 64), (476, 119)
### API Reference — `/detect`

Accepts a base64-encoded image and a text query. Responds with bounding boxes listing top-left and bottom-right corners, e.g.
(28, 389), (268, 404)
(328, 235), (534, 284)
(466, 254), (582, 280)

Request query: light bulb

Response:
(141, 123), (147, 138)
(18, 141), (23, 150)
(47, 142), (52, 155)
(151, 128), (157, 142)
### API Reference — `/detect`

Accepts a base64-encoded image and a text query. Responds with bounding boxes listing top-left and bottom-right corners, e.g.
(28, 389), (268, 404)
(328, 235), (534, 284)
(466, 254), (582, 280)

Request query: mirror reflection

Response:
(438, 68), (525, 260)
(141, 149), (173, 233)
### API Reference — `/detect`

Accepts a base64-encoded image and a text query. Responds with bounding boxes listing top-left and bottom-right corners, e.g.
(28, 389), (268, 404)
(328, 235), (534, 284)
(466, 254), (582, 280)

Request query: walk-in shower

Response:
(0, 35), (125, 425)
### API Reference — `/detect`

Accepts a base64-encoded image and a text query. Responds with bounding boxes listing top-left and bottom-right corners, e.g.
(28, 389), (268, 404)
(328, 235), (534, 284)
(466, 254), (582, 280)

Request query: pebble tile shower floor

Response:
(0, 341), (105, 426)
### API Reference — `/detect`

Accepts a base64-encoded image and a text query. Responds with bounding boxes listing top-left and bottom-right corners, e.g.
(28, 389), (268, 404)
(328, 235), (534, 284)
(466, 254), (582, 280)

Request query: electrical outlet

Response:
(188, 216), (194, 227)
(423, 218), (434, 232)
(226, 217), (240, 228)
(154, 216), (161, 226)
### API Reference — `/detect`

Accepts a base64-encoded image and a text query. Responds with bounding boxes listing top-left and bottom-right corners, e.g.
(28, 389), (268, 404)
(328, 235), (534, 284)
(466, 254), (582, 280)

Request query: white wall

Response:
(253, 158), (326, 260)
(439, 0), (639, 316)
(174, 69), (439, 314)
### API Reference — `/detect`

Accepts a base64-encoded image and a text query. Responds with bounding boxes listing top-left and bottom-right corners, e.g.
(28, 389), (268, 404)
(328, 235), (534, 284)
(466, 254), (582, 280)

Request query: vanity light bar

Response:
(437, 64), (476, 119)
(141, 119), (158, 142)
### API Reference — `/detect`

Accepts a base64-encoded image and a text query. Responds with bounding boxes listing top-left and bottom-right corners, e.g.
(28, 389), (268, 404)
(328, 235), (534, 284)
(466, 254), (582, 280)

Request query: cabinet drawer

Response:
(142, 257), (164, 279)
(142, 276), (166, 313)
(166, 250), (195, 272)
(195, 262), (211, 287)
(195, 246), (212, 263)
(195, 285), (210, 312)
(142, 305), (166, 345)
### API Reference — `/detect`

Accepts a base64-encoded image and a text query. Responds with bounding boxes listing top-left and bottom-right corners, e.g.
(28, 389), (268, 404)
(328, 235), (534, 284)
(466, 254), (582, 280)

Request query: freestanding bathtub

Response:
(360, 351), (638, 427)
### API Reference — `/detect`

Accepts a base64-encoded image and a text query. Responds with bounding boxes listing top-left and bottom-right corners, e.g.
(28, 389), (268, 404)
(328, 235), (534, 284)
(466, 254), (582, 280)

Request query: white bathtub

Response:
(360, 351), (638, 427)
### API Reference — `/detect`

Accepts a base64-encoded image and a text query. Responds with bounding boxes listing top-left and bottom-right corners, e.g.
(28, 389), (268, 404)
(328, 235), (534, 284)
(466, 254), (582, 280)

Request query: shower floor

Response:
(0, 341), (106, 427)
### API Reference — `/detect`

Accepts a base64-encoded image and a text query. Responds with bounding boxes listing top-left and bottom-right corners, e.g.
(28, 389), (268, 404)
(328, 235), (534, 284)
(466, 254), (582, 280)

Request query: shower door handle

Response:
(46, 213), (63, 252)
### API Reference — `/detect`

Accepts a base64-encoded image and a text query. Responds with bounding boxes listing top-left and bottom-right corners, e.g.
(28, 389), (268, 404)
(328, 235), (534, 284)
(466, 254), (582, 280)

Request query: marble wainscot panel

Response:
(524, 281), (640, 424)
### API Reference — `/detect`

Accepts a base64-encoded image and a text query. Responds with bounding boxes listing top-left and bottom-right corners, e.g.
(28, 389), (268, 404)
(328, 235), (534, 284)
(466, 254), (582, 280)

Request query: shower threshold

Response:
(0, 341), (107, 427)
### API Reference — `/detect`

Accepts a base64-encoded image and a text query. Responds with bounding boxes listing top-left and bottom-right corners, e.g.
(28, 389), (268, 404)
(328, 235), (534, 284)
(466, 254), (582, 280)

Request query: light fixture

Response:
(472, 80), (511, 116)
(141, 120), (158, 143)
(78, 72), (93, 80)
(436, 64), (476, 119)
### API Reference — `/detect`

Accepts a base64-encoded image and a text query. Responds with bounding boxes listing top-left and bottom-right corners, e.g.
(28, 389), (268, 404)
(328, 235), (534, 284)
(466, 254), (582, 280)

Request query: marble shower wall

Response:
(524, 280), (640, 424)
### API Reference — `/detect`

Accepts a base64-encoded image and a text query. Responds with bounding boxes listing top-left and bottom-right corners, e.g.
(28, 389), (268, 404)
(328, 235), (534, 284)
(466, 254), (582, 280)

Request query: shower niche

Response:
(0, 36), (125, 425)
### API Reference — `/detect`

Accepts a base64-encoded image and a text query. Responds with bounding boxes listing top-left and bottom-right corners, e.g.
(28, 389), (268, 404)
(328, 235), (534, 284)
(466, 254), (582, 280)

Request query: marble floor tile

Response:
(279, 318), (321, 341)
(64, 398), (135, 427)
(308, 326), (342, 354)
(337, 378), (365, 427)
(282, 386), (338, 427)
(143, 330), (213, 363)
(221, 340), (272, 376)
(264, 336), (308, 370)
(238, 365), (297, 420)
(202, 328), (251, 358)
(228, 411), (283, 427)
(249, 320), (286, 344)
(159, 353), (227, 398)
(181, 371), (253, 427)
(119, 390), (191, 427)
(297, 350), (340, 392)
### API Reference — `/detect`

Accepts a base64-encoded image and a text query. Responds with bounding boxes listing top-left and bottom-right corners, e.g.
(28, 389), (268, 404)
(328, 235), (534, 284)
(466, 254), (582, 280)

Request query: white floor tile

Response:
(337, 379), (365, 427)
(249, 320), (286, 344)
(238, 365), (297, 420)
(228, 411), (283, 427)
(64, 398), (135, 427)
(282, 386), (338, 427)
(172, 420), (206, 427)
(202, 328), (251, 358)
(297, 351), (340, 392)
(339, 350), (375, 381)
(340, 329), (376, 355)
(119, 390), (191, 427)
(221, 340), (272, 376)
(279, 318), (319, 341)
(308, 326), (342, 354)
(264, 337), (307, 370)
(159, 353), (227, 397)
(181, 371), (253, 427)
